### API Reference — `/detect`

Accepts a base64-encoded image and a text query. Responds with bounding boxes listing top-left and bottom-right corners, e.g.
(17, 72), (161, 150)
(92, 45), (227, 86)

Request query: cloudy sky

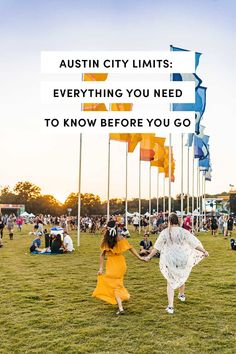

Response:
(0, 0), (235, 203)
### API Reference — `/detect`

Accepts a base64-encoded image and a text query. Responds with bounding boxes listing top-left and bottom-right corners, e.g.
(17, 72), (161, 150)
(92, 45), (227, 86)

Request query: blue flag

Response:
(199, 155), (210, 171)
(185, 133), (194, 147)
(170, 45), (201, 70)
(194, 135), (209, 160)
(172, 86), (206, 113)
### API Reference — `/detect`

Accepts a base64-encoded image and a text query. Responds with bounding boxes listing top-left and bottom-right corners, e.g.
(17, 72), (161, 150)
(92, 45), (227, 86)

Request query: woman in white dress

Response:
(145, 213), (209, 314)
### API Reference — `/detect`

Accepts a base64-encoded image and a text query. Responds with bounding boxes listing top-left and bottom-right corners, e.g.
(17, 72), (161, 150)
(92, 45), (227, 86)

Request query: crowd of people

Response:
(0, 210), (235, 254)
(30, 229), (74, 254)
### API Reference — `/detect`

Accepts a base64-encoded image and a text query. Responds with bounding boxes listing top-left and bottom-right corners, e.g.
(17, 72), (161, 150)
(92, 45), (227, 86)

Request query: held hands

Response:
(203, 250), (209, 257)
(143, 256), (151, 262)
(138, 255), (146, 261)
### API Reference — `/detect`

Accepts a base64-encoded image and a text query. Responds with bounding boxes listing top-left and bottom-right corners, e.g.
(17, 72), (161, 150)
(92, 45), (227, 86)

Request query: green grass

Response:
(0, 225), (236, 354)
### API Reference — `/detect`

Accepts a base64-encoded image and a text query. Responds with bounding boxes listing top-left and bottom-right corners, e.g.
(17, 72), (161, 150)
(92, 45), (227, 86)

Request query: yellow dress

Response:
(92, 238), (132, 305)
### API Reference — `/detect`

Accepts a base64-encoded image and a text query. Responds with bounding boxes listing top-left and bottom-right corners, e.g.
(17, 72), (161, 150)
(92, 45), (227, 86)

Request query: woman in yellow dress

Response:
(92, 220), (144, 315)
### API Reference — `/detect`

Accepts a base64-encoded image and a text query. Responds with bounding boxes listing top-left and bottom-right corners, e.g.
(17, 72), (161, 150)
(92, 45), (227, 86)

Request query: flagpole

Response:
(192, 138), (195, 231)
(107, 136), (111, 222)
(196, 163), (199, 232)
(149, 164), (151, 230)
(163, 174), (165, 215)
(138, 145), (141, 235)
(181, 133), (184, 218)
(187, 145), (190, 214)
(168, 133), (172, 215)
(157, 170), (159, 215)
(77, 133), (82, 247)
(201, 172), (204, 227)
(125, 142), (128, 227)
(199, 166), (201, 230)
(204, 174), (206, 223)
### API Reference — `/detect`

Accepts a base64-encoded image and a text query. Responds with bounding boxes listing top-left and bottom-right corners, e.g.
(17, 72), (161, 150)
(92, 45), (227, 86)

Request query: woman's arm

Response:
(195, 245), (209, 257)
(128, 247), (144, 261)
(144, 248), (158, 261)
(97, 251), (106, 275)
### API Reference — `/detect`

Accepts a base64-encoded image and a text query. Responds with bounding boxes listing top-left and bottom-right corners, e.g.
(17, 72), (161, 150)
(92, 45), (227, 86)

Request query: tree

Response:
(64, 192), (103, 215)
(0, 185), (17, 204)
(29, 195), (62, 215)
(14, 181), (41, 203)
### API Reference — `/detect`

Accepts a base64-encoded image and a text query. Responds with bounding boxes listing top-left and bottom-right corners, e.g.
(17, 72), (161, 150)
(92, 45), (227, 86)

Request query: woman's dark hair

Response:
(168, 212), (179, 226)
(101, 227), (118, 249)
(56, 234), (62, 245)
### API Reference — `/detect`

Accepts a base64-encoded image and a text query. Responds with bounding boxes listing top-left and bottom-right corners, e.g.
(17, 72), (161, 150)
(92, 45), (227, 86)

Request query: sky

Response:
(0, 0), (235, 204)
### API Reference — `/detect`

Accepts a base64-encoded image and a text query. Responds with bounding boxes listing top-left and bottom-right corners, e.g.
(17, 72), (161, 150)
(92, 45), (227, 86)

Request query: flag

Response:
(109, 133), (130, 142)
(172, 86), (207, 134)
(83, 73), (108, 81)
(82, 73), (108, 111)
(82, 103), (107, 111)
(170, 45), (202, 70)
(109, 133), (143, 153)
(151, 137), (166, 168)
(199, 155), (210, 171)
(172, 73), (202, 89)
(128, 134), (142, 153)
(203, 168), (212, 181)
(140, 134), (156, 161)
(110, 103), (133, 111)
(185, 133), (194, 147)
(161, 146), (175, 181)
(194, 135), (209, 160)
(171, 46), (206, 135)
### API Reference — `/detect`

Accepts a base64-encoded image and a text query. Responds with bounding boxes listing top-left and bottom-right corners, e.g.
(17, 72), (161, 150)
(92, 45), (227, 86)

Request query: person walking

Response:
(92, 220), (144, 315)
(145, 212), (209, 314)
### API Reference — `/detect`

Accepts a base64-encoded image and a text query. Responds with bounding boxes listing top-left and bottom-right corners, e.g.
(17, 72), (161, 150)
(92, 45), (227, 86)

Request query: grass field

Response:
(0, 225), (236, 354)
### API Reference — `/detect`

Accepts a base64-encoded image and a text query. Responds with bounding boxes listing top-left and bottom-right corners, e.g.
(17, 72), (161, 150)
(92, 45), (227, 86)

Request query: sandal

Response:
(116, 309), (124, 315)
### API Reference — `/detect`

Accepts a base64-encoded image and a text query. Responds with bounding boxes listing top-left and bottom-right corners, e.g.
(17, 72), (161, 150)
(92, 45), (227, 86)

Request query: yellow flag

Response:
(82, 103), (107, 111)
(110, 103), (133, 111)
(151, 137), (166, 168)
(128, 133), (142, 153)
(83, 73), (108, 81)
(109, 133), (130, 142)
(82, 73), (108, 111)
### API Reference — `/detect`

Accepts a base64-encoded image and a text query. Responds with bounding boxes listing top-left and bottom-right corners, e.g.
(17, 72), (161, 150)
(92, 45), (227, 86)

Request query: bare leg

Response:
(179, 283), (185, 295)
(167, 282), (174, 308)
(115, 294), (123, 311)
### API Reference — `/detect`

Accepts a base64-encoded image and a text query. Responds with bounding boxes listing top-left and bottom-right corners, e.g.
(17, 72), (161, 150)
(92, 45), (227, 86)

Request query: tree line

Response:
(0, 181), (229, 216)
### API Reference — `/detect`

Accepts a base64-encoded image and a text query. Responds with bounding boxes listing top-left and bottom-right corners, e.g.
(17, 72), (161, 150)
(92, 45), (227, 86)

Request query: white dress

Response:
(154, 226), (204, 289)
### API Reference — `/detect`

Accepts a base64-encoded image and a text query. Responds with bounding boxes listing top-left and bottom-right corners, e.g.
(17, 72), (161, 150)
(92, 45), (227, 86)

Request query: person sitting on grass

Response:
(30, 233), (43, 253)
(63, 231), (74, 252)
(139, 233), (153, 257)
(51, 234), (64, 254)
(230, 238), (236, 250)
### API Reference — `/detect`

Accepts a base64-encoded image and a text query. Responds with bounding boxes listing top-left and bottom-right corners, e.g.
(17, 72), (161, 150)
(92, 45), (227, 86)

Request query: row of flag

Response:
(109, 133), (175, 182)
(171, 45), (212, 182)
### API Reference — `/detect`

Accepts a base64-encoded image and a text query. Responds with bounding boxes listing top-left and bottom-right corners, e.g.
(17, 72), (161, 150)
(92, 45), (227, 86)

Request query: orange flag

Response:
(140, 134), (156, 161)
(110, 103), (133, 111)
(82, 73), (108, 111)
(109, 133), (130, 142)
(109, 133), (142, 153)
(82, 103), (107, 111)
(128, 133), (142, 153)
(163, 147), (175, 181)
(83, 73), (108, 81)
(151, 137), (166, 168)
